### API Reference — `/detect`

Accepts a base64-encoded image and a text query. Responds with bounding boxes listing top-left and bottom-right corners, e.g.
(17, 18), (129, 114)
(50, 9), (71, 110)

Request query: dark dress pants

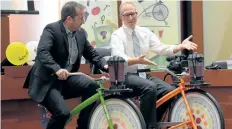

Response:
(147, 75), (175, 122)
(125, 74), (174, 127)
(40, 75), (99, 129)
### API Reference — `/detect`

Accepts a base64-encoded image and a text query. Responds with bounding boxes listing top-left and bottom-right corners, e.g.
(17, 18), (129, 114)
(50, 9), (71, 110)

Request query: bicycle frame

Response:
(156, 77), (197, 129)
(64, 79), (114, 129)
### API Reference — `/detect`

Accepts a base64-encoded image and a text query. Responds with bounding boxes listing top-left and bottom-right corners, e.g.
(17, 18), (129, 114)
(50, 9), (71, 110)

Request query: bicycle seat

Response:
(102, 84), (133, 95)
(104, 88), (133, 94)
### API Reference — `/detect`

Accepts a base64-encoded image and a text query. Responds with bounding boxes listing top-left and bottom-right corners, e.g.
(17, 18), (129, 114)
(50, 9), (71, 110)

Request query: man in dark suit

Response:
(23, 1), (108, 129)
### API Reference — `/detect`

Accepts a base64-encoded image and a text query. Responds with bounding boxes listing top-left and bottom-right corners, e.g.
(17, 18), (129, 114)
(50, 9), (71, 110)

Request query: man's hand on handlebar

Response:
(56, 69), (69, 80)
(137, 55), (157, 66)
(103, 64), (109, 72)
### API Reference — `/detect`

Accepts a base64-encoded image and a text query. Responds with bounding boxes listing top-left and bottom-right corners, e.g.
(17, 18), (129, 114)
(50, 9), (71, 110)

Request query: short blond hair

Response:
(119, 2), (136, 15)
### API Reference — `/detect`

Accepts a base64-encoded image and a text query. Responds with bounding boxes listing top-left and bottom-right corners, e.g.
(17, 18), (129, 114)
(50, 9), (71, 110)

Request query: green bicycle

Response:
(40, 72), (146, 129)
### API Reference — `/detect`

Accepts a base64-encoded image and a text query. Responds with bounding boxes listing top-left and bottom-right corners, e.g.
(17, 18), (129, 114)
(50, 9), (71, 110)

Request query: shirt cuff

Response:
(171, 45), (177, 55)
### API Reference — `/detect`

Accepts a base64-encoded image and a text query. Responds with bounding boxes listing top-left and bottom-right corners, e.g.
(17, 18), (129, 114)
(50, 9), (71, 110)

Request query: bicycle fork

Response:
(178, 79), (197, 129)
(97, 88), (114, 129)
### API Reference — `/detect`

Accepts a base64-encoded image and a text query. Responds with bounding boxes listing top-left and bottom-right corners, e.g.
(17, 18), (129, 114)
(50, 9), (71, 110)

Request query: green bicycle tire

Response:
(88, 95), (146, 129)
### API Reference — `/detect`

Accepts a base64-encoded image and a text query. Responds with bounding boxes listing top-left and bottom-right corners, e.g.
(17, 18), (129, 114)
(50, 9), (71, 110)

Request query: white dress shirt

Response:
(110, 25), (176, 73)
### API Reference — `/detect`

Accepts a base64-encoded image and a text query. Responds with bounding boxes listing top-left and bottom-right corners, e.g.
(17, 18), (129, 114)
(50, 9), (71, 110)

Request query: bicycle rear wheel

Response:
(169, 89), (225, 129)
(88, 95), (146, 129)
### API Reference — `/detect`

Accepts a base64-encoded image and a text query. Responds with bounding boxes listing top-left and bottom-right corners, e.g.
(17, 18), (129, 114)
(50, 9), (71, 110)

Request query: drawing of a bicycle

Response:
(138, 0), (169, 25)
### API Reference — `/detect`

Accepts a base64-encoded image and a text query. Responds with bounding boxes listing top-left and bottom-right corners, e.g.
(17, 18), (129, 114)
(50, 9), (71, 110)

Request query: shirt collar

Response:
(122, 24), (139, 35)
(63, 23), (76, 35)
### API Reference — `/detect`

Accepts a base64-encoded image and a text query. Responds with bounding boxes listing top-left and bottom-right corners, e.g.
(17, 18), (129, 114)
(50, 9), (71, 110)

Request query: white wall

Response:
(203, 1), (232, 65)
(9, 0), (60, 44)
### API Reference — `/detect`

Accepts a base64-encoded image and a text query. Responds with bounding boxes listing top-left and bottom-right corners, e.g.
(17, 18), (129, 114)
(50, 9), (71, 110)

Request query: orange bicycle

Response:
(136, 53), (225, 129)
(148, 68), (224, 129)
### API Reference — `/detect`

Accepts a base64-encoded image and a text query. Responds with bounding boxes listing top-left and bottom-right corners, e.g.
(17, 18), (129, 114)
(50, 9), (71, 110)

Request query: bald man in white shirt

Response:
(110, 2), (198, 128)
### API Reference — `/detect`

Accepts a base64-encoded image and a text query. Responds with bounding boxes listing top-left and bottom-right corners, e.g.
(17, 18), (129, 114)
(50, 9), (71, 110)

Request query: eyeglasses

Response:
(79, 11), (89, 23)
(122, 12), (137, 18)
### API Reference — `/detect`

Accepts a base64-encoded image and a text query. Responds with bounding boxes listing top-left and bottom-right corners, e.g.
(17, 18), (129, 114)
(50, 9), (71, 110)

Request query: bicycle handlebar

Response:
(137, 68), (188, 78)
(68, 72), (110, 81)
(68, 68), (187, 82)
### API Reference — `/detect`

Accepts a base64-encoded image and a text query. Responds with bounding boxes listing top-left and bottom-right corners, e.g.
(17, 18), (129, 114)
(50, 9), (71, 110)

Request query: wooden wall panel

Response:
(1, 99), (80, 129)
(191, 1), (204, 54)
(117, 1), (122, 27)
(1, 76), (28, 100)
(1, 15), (10, 62)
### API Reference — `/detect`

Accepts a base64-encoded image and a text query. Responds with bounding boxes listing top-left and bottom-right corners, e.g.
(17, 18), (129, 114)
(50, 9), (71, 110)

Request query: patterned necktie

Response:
(132, 30), (141, 57)
(132, 30), (146, 79)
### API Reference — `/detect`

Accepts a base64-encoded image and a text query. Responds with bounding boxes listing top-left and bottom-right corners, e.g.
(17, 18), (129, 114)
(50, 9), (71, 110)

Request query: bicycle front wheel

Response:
(169, 89), (225, 129)
(88, 95), (146, 129)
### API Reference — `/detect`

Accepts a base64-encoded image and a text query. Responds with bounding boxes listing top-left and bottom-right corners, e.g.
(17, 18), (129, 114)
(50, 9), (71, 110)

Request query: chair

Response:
(86, 47), (111, 74)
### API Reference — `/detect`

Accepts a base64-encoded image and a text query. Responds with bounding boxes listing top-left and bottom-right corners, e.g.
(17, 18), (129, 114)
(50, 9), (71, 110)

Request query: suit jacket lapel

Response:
(63, 33), (69, 51)
(60, 21), (69, 52)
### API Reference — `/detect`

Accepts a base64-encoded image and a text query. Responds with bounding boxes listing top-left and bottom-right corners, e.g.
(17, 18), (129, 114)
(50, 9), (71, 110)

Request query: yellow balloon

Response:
(6, 42), (29, 65)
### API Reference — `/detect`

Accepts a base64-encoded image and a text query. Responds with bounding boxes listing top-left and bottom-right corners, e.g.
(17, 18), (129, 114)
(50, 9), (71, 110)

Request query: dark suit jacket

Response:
(23, 20), (106, 103)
